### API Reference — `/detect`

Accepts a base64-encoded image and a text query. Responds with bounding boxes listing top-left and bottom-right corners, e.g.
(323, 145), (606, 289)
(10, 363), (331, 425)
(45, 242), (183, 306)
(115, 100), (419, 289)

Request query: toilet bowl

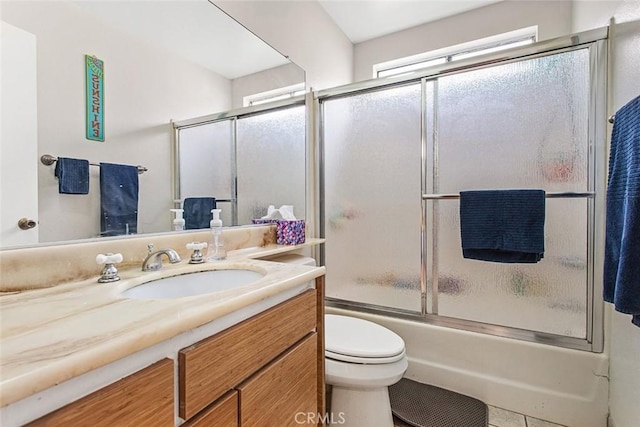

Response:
(269, 254), (408, 427)
(325, 314), (408, 427)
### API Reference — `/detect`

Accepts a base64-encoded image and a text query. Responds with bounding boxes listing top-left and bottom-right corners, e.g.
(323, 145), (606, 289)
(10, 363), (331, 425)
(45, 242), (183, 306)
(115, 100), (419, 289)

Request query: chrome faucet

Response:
(142, 244), (182, 271)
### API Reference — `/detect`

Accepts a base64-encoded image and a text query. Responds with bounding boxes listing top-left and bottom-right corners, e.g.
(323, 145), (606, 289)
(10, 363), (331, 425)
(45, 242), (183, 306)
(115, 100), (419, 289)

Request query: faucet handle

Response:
(96, 253), (123, 265)
(186, 242), (207, 251)
(96, 253), (123, 283)
(186, 242), (207, 264)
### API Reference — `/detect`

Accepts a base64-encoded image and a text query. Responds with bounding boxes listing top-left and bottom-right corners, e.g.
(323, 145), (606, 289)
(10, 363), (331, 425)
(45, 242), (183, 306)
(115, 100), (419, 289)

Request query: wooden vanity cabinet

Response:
(182, 390), (238, 427)
(27, 358), (174, 427)
(238, 333), (317, 426)
(179, 288), (322, 426)
(23, 277), (326, 427)
(182, 333), (317, 427)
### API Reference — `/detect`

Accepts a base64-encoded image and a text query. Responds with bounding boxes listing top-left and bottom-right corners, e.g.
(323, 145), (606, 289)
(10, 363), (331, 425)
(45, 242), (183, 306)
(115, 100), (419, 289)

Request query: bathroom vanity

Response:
(0, 226), (326, 426)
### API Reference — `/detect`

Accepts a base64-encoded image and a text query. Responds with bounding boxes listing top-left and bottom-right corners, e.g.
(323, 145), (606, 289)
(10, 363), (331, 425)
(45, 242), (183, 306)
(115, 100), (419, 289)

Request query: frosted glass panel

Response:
(323, 84), (422, 312)
(435, 198), (588, 337)
(432, 49), (591, 337)
(236, 106), (305, 224)
(178, 120), (233, 200)
(436, 49), (590, 193)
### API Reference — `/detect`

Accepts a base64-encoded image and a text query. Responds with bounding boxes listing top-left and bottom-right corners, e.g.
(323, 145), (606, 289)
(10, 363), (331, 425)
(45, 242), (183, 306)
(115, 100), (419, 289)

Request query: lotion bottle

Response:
(207, 209), (226, 261)
(170, 209), (185, 231)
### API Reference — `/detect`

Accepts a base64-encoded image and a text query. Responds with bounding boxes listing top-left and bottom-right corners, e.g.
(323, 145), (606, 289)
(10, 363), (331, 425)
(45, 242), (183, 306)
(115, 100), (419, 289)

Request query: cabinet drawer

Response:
(238, 333), (317, 427)
(179, 290), (317, 420)
(27, 359), (174, 427)
(183, 390), (238, 427)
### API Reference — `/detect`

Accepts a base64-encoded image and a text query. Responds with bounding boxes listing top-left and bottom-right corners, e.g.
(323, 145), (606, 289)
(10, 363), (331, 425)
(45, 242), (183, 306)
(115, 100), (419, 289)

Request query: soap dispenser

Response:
(207, 208), (226, 261)
(170, 209), (185, 231)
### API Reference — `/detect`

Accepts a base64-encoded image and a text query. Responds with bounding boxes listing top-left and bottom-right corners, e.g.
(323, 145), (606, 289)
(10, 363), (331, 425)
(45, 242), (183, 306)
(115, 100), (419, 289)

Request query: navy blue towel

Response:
(54, 157), (89, 194)
(460, 190), (545, 263)
(183, 197), (216, 230)
(604, 95), (640, 328)
(100, 163), (139, 237)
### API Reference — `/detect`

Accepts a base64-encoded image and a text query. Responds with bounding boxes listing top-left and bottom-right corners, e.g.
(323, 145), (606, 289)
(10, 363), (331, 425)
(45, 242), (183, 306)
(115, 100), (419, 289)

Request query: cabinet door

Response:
(183, 390), (238, 427)
(179, 290), (316, 419)
(27, 359), (174, 426)
(237, 333), (317, 427)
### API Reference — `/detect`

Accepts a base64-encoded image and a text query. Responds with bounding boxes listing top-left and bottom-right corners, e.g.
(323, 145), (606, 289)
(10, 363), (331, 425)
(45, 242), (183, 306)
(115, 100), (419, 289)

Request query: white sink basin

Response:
(121, 269), (265, 299)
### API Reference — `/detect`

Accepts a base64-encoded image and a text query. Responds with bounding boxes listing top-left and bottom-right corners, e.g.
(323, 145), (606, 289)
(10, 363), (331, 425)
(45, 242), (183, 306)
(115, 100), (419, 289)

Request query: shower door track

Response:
(325, 297), (596, 351)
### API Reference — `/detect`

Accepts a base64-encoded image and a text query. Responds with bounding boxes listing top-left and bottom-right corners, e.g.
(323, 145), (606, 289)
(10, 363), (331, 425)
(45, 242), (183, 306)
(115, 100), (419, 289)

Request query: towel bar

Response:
(41, 154), (147, 174)
(422, 192), (595, 200)
(172, 198), (236, 204)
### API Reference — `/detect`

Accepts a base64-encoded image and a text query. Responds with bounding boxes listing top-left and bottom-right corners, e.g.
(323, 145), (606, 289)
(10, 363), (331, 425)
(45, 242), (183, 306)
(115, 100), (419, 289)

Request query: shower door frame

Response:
(318, 27), (608, 352)
(172, 96), (306, 226)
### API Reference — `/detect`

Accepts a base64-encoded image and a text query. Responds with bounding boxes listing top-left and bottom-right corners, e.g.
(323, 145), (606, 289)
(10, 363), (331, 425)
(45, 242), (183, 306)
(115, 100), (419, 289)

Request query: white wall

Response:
(231, 62), (304, 108)
(214, 0), (353, 90)
(1, 1), (231, 242)
(353, 0), (572, 82)
(572, 0), (624, 32)
(571, 3), (640, 426)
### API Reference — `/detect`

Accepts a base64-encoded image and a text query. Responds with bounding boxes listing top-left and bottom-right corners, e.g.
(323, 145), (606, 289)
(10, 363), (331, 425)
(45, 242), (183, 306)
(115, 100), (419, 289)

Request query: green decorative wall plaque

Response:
(85, 55), (104, 141)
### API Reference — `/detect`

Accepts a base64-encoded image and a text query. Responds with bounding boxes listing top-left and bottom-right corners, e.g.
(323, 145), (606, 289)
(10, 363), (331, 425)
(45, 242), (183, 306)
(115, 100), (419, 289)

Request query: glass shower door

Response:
(175, 101), (306, 227)
(177, 119), (235, 225)
(323, 84), (423, 312)
(236, 105), (306, 225)
(319, 34), (606, 350)
(427, 48), (592, 338)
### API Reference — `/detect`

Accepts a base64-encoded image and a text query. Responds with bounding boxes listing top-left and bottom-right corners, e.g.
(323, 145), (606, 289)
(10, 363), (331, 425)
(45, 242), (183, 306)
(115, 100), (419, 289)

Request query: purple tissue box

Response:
(252, 219), (306, 245)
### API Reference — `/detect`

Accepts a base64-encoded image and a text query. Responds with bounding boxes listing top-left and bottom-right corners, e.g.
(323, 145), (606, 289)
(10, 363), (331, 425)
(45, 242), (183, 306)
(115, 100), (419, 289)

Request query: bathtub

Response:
(326, 306), (609, 427)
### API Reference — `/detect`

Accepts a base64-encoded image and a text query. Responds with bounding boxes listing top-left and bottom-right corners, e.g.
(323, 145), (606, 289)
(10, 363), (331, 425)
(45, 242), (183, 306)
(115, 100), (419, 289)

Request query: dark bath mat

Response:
(389, 378), (488, 427)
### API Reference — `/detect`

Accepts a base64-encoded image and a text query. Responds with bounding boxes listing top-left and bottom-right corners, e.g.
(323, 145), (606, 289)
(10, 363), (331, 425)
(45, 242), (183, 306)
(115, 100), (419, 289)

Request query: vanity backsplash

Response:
(0, 225), (277, 292)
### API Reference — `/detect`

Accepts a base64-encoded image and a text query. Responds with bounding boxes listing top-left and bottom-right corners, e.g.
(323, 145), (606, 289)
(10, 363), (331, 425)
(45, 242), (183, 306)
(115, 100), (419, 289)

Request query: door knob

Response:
(18, 218), (37, 230)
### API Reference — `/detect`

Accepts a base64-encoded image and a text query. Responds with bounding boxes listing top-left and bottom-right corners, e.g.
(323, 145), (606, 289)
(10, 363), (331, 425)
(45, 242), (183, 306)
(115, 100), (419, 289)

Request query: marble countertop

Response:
(0, 245), (325, 407)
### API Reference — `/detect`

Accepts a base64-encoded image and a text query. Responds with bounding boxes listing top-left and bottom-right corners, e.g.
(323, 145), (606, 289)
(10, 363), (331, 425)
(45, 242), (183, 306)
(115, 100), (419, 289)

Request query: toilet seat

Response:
(326, 348), (406, 364)
(325, 314), (405, 365)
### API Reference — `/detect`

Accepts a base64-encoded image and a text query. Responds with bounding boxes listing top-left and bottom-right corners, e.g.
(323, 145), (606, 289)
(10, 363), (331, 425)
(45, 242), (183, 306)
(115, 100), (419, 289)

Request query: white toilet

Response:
(325, 314), (408, 427)
(270, 254), (408, 427)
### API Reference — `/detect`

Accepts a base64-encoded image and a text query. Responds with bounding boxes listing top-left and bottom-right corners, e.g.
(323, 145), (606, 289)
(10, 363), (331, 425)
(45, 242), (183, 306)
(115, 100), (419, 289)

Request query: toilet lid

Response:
(325, 315), (405, 364)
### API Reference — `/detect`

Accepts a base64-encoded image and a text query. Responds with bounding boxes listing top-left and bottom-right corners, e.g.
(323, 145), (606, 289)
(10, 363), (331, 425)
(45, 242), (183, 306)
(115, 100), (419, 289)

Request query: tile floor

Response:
(393, 405), (567, 427)
(487, 406), (566, 427)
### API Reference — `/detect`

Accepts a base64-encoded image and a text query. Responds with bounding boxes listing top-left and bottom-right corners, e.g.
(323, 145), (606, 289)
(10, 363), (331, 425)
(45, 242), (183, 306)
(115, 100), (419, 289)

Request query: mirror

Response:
(0, 0), (305, 248)
(175, 102), (307, 228)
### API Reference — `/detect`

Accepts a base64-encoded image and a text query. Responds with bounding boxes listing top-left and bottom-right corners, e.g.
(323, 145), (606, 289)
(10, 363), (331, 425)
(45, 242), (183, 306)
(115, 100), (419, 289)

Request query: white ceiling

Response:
(72, 0), (290, 80)
(318, 0), (503, 43)
(71, 0), (505, 80)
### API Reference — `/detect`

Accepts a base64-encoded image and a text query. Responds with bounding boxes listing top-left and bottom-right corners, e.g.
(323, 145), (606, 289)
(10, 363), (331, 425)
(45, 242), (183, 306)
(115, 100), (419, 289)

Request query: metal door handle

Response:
(18, 218), (37, 230)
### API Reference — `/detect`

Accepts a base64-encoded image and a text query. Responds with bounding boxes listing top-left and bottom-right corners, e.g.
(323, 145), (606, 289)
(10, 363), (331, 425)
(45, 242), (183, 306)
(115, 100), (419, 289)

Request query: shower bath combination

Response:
(318, 28), (609, 427)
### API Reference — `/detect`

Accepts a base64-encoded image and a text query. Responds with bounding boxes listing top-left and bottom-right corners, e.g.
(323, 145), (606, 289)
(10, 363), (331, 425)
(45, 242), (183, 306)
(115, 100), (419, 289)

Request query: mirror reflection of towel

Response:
(460, 189), (545, 263)
(54, 157), (89, 194)
(100, 163), (138, 236)
(183, 197), (216, 229)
